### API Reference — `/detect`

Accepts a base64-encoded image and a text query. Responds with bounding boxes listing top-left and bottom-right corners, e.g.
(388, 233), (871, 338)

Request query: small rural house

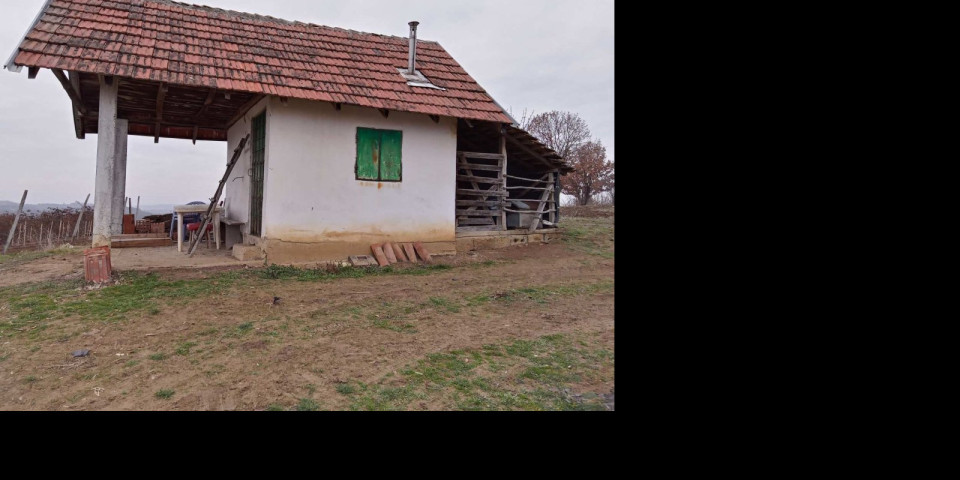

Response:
(4, 0), (570, 263)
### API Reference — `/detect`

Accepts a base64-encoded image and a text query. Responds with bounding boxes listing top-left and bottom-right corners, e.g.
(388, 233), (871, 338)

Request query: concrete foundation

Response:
(262, 239), (456, 265)
(232, 244), (264, 261)
(455, 230), (561, 252)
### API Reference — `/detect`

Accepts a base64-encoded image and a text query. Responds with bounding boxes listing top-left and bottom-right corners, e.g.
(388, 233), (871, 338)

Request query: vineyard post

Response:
(72, 194), (90, 240)
(3, 190), (28, 255)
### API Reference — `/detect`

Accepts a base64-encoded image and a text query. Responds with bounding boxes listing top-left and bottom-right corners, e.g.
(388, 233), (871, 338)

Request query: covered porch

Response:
(46, 68), (261, 249)
(454, 119), (571, 241)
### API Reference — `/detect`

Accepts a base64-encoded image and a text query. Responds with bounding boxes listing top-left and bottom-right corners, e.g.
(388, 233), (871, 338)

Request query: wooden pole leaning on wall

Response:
(188, 134), (249, 256)
(72, 193), (90, 240)
(2, 190), (28, 255)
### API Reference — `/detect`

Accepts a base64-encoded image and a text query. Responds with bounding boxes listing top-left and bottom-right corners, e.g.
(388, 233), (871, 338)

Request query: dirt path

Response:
(1, 220), (614, 410)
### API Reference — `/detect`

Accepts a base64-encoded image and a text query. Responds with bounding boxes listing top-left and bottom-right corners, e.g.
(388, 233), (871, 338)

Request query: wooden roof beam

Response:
(192, 88), (216, 144)
(50, 68), (88, 116)
(227, 94), (265, 128)
(429, 115), (440, 123)
(27, 67), (39, 79)
(379, 109), (389, 118)
(68, 71), (84, 139)
(154, 82), (167, 143)
(505, 133), (557, 170)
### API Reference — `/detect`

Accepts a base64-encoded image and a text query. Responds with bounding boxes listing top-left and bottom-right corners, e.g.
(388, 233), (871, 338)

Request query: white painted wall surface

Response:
(252, 97), (458, 245)
(223, 97), (269, 235)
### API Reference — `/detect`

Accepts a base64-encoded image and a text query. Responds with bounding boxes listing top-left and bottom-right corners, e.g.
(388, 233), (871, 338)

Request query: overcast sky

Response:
(0, 0), (613, 205)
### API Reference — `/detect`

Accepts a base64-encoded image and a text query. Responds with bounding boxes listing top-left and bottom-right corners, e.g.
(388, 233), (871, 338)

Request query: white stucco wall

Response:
(225, 96), (458, 259)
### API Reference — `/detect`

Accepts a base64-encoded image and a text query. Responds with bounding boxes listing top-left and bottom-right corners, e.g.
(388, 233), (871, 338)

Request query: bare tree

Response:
(513, 108), (536, 131)
(525, 111), (591, 159)
(560, 141), (614, 206)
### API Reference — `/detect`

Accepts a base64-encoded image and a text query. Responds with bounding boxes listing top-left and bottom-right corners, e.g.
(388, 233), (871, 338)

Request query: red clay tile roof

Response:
(10, 0), (515, 123)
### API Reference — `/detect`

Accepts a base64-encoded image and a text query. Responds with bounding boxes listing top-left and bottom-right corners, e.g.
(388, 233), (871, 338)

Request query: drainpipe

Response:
(408, 21), (420, 75)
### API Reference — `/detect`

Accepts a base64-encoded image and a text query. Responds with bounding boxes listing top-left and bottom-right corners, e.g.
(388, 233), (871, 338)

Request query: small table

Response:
(174, 205), (223, 252)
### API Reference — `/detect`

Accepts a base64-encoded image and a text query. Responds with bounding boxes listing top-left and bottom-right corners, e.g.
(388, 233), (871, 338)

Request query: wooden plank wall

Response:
(456, 151), (506, 232)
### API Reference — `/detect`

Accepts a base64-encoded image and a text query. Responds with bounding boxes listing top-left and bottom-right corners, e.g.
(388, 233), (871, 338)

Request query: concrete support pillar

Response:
(92, 76), (125, 247)
(111, 119), (128, 233)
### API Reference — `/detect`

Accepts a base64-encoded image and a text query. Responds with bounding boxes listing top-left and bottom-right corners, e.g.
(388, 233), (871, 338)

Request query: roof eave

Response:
(4, 0), (54, 73)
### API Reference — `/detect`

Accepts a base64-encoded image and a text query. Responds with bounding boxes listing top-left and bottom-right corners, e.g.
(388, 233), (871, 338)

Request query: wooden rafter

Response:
(227, 94), (265, 128)
(334, 103), (342, 111)
(505, 134), (555, 169)
(68, 71), (85, 140)
(379, 109), (390, 118)
(429, 115), (440, 123)
(27, 67), (39, 79)
(154, 82), (167, 143)
(50, 68), (88, 115)
(192, 88), (216, 144)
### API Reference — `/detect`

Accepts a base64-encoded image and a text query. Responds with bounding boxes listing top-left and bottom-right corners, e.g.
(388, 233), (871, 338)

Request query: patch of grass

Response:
(558, 217), (615, 258)
(198, 328), (219, 336)
(223, 322), (255, 338)
(355, 334), (613, 411)
(348, 385), (423, 411)
(155, 389), (175, 400)
(62, 272), (234, 321)
(266, 404), (286, 411)
(148, 352), (167, 361)
(124, 360), (140, 368)
(372, 318), (417, 334)
(0, 249), (66, 267)
(466, 294), (492, 307)
(175, 342), (197, 356)
(204, 364), (226, 377)
(429, 297), (461, 313)
(296, 398), (321, 411)
(0, 271), (247, 337)
(24, 375), (38, 383)
(491, 281), (614, 304)
(336, 383), (356, 395)
(258, 263), (452, 282)
(0, 354), (9, 362)
(304, 384), (317, 395)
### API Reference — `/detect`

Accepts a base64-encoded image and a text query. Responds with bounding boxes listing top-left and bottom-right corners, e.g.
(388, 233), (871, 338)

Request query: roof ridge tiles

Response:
(147, 0), (440, 44)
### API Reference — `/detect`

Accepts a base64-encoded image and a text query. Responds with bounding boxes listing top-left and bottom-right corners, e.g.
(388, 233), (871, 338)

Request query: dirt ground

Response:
(0, 248), (84, 288)
(0, 213), (614, 411)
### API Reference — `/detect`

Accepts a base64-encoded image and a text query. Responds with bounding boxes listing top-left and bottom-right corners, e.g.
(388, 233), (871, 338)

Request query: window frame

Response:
(355, 127), (403, 182)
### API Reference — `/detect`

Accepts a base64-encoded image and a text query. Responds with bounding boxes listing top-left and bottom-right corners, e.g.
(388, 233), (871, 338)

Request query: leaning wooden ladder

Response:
(187, 134), (250, 256)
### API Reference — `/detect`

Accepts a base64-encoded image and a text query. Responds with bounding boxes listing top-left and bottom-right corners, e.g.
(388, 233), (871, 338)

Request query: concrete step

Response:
(111, 237), (174, 248)
(233, 244), (264, 261)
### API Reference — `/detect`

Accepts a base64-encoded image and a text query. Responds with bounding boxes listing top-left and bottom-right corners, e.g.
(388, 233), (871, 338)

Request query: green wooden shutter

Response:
(379, 130), (403, 181)
(356, 128), (380, 180)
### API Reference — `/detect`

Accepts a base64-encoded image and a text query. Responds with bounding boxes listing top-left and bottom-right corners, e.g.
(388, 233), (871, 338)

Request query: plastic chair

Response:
(186, 222), (214, 249)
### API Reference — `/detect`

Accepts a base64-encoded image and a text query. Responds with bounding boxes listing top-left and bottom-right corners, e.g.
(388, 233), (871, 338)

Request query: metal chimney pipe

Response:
(408, 21), (420, 75)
